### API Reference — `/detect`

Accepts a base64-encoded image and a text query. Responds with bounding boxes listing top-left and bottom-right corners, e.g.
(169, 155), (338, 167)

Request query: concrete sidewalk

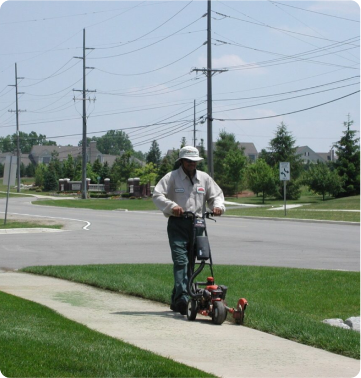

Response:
(0, 271), (359, 378)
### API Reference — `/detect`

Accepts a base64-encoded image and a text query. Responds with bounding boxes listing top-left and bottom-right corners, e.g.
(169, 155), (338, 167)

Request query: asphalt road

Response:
(0, 196), (359, 271)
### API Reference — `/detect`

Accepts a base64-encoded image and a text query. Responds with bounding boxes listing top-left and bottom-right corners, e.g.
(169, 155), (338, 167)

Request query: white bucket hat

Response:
(177, 146), (204, 162)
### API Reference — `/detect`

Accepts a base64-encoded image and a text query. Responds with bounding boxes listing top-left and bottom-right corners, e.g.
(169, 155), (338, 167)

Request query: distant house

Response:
(29, 145), (83, 165)
(29, 141), (144, 167)
(0, 152), (31, 167)
(238, 142), (258, 162)
(296, 146), (336, 164)
(316, 149), (337, 163)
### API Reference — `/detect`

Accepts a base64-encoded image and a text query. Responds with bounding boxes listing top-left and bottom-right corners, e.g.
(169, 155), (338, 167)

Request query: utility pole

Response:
(8, 63), (26, 193)
(193, 100), (197, 147)
(192, 0), (227, 178)
(73, 28), (96, 199)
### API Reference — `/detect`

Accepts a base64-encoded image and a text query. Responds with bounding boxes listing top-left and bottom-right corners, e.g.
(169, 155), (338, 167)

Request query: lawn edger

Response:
(184, 211), (248, 325)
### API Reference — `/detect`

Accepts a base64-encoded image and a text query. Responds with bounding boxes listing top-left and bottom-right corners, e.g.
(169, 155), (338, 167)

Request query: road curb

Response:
(223, 215), (359, 226)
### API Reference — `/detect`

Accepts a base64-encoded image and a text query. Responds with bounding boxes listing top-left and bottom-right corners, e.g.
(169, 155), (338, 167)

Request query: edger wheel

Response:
(212, 301), (226, 325)
(235, 298), (247, 325)
(187, 299), (198, 321)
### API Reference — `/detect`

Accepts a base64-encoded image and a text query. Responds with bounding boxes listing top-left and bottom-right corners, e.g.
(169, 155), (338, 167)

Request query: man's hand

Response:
(213, 207), (222, 216)
(172, 206), (184, 217)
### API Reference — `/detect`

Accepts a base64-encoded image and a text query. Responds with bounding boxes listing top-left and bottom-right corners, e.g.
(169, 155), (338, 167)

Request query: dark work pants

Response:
(167, 216), (202, 306)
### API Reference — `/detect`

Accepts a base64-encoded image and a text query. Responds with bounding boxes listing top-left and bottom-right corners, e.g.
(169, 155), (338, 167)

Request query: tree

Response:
(303, 162), (344, 200)
(222, 148), (247, 197)
(0, 131), (56, 154)
(49, 151), (62, 179)
(333, 115), (360, 197)
(92, 159), (103, 179)
(257, 148), (272, 165)
(63, 154), (76, 180)
(156, 152), (178, 183)
(84, 130), (133, 155)
(180, 137), (187, 148)
(86, 163), (97, 183)
(267, 122), (303, 199)
(101, 161), (111, 183)
(110, 152), (139, 189)
(34, 164), (47, 187)
(214, 131), (242, 195)
(43, 165), (58, 191)
(133, 150), (146, 161)
(25, 163), (36, 177)
(0, 135), (14, 152)
(146, 140), (162, 167)
(246, 158), (278, 203)
(134, 162), (158, 186)
(197, 139), (207, 172)
(73, 158), (82, 181)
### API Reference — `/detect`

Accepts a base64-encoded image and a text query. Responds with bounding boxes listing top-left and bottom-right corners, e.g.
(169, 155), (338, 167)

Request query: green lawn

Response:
(0, 291), (214, 378)
(33, 197), (158, 211)
(2, 190), (359, 374)
(0, 221), (62, 230)
(22, 264), (360, 360)
(226, 195), (360, 222)
(31, 195), (360, 222)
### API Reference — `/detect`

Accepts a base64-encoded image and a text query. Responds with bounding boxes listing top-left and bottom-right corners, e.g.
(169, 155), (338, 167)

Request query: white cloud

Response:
(198, 54), (266, 75)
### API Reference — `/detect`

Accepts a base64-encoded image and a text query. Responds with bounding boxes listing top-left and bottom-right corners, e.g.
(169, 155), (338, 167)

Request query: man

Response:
(153, 146), (225, 315)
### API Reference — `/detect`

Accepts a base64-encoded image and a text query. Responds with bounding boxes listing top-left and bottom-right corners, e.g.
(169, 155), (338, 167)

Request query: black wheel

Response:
(212, 301), (226, 325)
(187, 299), (198, 321)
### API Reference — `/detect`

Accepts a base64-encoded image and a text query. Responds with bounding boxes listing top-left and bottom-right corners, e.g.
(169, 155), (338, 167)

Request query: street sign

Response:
(3, 155), (17, 186)
(279, 162), (290, 181)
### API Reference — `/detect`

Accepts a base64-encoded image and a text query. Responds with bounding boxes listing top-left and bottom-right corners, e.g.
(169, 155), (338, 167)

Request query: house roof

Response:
(30, 145), (83, 160)
(238, 142), (258, 156)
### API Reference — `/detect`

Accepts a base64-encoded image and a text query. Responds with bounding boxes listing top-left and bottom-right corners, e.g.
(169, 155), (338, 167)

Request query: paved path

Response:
(0, 271), (359, 378)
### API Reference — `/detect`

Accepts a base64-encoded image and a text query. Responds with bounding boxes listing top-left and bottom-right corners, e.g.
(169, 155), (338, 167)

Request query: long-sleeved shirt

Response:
(152, 166), (225, 217)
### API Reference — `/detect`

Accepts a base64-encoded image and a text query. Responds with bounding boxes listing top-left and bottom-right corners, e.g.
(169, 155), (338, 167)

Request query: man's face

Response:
(181, 159), (197, 176)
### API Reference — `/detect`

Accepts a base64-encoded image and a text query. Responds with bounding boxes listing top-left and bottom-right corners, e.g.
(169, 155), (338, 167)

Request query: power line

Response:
(267, 0), (359, 63)
(212, 81), (359, 114)
(97, 76), (206, 98)
(89, 13), (204, 59)
(269, 1), (360, 23)
(95, 43), (205, 76)
(21, 58), (81, 87)
(213, 90), (360, 121)
(212, 76), (360, 102)
(214, 35), (360, 71)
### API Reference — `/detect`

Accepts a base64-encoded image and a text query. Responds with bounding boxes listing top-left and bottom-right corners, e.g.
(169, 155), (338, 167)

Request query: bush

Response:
(121, 193), (131, 198)
(89, 192), (109, 199)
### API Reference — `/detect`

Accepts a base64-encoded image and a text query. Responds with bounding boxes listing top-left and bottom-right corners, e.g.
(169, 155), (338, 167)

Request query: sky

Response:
(0, 0), (359, 157)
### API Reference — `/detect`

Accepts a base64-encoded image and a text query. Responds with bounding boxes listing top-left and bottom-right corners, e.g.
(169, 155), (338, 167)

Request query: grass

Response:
(0, 178), (34, 198)
(31, 195), (360, 222)
(226, 195), (360, 222)
(32, 197), (158, 211)
(0, 291), (214, 378)
(0, 221), (62, 230)
(21, 264), (360, 360)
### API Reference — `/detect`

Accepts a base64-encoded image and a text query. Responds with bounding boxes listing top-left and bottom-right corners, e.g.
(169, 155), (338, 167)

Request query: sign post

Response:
(279, 162), (290, 216)
(3, 155), (17, 225)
